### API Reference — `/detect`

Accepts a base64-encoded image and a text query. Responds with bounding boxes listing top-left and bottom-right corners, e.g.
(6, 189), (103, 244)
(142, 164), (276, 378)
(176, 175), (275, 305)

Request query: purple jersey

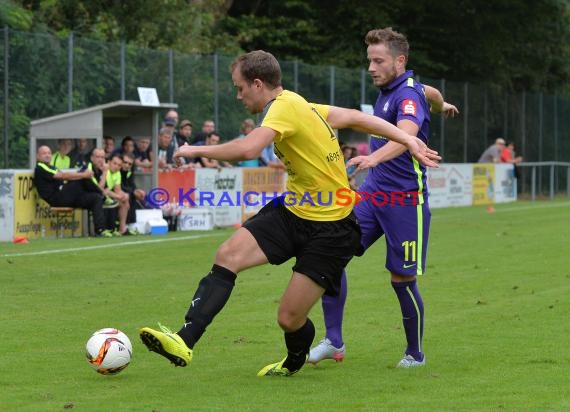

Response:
(360, 70), (430, 202)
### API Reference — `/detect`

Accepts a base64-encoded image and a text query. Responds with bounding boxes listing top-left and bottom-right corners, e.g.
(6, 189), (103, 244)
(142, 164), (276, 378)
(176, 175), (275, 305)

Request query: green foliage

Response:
(0, 0), (32, 30)
(1, 200), (570, 410)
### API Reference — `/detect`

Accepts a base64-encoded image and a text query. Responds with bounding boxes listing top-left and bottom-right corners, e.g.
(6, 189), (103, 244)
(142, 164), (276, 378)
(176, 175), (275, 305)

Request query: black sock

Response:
(177, 264), (236, 348)
(282, 318), (315, 372)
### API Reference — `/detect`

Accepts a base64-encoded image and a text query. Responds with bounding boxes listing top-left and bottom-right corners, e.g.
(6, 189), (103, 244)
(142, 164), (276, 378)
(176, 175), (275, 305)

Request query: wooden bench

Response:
(50, 207), (79, 238)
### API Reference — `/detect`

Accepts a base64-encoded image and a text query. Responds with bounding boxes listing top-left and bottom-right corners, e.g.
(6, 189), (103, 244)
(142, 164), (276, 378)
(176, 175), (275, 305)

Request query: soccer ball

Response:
(85, 328), (132, 375)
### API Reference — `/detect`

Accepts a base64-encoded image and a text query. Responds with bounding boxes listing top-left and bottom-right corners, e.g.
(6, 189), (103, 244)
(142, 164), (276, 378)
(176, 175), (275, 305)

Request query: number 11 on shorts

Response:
(402, 240), (417, 262)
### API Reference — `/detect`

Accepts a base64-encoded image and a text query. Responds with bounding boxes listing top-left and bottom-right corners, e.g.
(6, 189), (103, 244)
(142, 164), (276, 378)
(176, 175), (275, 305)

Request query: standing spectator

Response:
(103, 136), (116, 161)
(478, 138), (506, 163)
(34, 145), (111, 237)
(121, 153), (146, 225)
(134, 137), (153, 170)
(69, 138), (91, 168)
(192, 119), (216, 145)
(341, 144), (358, 190)
(50, 139), (72, 169)
(500, 141), (523, 165)
(235, 118), (259, 167)
(177, 120), (193, 147)
(501, 141), (523, 180)
(157, 128), (175, 171)
(199, 131), (232, 168)
(260, 142), (286, 170)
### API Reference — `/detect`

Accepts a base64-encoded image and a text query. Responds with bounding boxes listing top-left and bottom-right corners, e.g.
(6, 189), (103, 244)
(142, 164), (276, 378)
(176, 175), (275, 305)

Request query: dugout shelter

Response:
(29, 100), (178, 189)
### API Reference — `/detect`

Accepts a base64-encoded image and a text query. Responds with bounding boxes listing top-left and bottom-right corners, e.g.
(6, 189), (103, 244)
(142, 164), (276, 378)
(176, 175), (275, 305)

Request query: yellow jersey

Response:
(260, 90), (355, 221)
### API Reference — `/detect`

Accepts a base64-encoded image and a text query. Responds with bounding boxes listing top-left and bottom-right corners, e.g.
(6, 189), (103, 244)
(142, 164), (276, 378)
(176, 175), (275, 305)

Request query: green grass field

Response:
(1, 200), (569, 411)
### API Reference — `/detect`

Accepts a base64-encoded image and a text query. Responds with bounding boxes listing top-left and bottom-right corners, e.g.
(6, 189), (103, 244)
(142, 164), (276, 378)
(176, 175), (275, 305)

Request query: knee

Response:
(214, 239), (239, 268)
(277, 307), (303, 332)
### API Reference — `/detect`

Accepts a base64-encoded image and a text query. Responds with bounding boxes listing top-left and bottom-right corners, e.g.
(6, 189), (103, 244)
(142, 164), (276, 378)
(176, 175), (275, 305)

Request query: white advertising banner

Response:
(427, 164), (473, 208)
(0, 170), (15, 241)
(194, 168), (243, 227)
(494, 164), (517, 203)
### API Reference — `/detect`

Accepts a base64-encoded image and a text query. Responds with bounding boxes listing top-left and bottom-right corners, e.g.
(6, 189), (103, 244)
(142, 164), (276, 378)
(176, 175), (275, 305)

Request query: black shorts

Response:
(243, 197), (361, 296)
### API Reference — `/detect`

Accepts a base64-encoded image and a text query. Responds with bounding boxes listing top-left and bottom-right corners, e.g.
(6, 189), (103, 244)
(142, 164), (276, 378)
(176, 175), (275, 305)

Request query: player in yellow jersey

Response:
(139, 50), (440, 376)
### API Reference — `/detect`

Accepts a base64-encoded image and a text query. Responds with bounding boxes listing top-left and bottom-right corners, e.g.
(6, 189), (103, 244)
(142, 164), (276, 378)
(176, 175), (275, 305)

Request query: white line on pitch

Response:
(1, 232), (227, 258)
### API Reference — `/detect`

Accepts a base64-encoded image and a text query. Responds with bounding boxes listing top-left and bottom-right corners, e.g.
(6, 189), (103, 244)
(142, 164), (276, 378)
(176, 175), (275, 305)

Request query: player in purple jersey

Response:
(308, 27), (458, 368)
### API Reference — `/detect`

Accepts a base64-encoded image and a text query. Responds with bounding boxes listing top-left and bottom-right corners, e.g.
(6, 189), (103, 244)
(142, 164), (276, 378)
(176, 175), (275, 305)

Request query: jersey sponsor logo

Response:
(402, 99), (417, 116)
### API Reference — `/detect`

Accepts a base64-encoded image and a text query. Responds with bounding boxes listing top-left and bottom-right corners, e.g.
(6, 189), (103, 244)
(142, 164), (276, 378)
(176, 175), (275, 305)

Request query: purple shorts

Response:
(355, 197), (431, 276)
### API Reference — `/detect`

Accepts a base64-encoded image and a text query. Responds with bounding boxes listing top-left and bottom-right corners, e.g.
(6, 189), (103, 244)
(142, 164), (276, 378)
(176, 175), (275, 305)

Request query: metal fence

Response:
(1, 28), (570, 194)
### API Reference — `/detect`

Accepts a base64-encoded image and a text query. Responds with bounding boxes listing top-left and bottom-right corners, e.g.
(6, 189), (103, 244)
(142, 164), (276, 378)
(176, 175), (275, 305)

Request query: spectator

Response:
(82, 148), (110, 200)
(192, 119), (216, 145)
(260, 142), (286, 170)
(501, 141), (523, 180)
(341, 144), (358, 190)
(34, 145), (111, 237)
(103, 154), (132, 235)
(157, 127), (176, 171)
(69, 138), (91, 168)
(199, 131), (232, 169)
(50, 139), (72, 169)
(163, 110), (179, 129)
(103, 136), (116, 161)
(501, 141), (523, 164)
(163, 110), (180, 152)
(120, 153), (146, 225)
(235, 118), (259, 167)
(112, 136), (136, 158)
(478, 138), (506, 163)
(134, 137), (153, 170)
(177, 119), (193, 147)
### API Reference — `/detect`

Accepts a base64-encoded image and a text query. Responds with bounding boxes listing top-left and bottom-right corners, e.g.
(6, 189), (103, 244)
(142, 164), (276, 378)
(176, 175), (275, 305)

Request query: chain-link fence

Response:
(1, 28), (570, 195)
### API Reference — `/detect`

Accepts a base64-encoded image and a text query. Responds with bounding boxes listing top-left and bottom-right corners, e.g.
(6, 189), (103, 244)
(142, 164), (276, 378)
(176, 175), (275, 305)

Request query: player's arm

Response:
(347, 119), (419, 171)
(424, 85), (459, 118)
(54, 169), (93, 181)
(174, 127), (275, 162)
(325, 106), (440, 168)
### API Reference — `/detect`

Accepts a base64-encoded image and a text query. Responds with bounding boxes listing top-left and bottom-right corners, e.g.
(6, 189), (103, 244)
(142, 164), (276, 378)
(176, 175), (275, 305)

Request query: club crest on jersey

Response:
(402, 99), (417, 116)
(383, 101), (390, 112)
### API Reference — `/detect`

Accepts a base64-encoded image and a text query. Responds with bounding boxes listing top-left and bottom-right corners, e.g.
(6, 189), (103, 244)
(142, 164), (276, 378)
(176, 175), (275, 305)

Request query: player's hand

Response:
(441, 102), (459, 118)
(407, 137), (441, 168)
(173, 143), (196, 167)
(346, 155), (378, 172)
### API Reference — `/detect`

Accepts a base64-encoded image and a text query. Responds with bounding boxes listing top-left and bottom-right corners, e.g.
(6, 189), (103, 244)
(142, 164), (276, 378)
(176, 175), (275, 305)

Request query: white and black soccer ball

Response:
(85, 328), (132, 375)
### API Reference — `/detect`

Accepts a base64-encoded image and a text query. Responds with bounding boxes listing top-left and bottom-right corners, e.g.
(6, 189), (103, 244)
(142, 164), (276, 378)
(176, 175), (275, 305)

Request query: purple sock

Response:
(321, 269), (347, 348)
(392, 280), (424, 361)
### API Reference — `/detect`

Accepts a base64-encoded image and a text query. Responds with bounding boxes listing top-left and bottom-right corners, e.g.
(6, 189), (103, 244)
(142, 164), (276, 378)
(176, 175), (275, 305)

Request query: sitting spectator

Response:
(199, 131), (233, 168)
(235, 119), (259, 167)
(69, 138), (91, 168)
(34, 145), (111, 237)
(50, 138), (72, 169)
(112, 136), (136, 158)
(157, 127), (176, 171)
(134, 137), (153, 170)
(192, 119), (216, 145)
(103, 154), (133, 235)
(103, 135), (116, 161)
(82, 148), (107, 193)
(121, 153), (147, 225)
(478, 138), (506, 163)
